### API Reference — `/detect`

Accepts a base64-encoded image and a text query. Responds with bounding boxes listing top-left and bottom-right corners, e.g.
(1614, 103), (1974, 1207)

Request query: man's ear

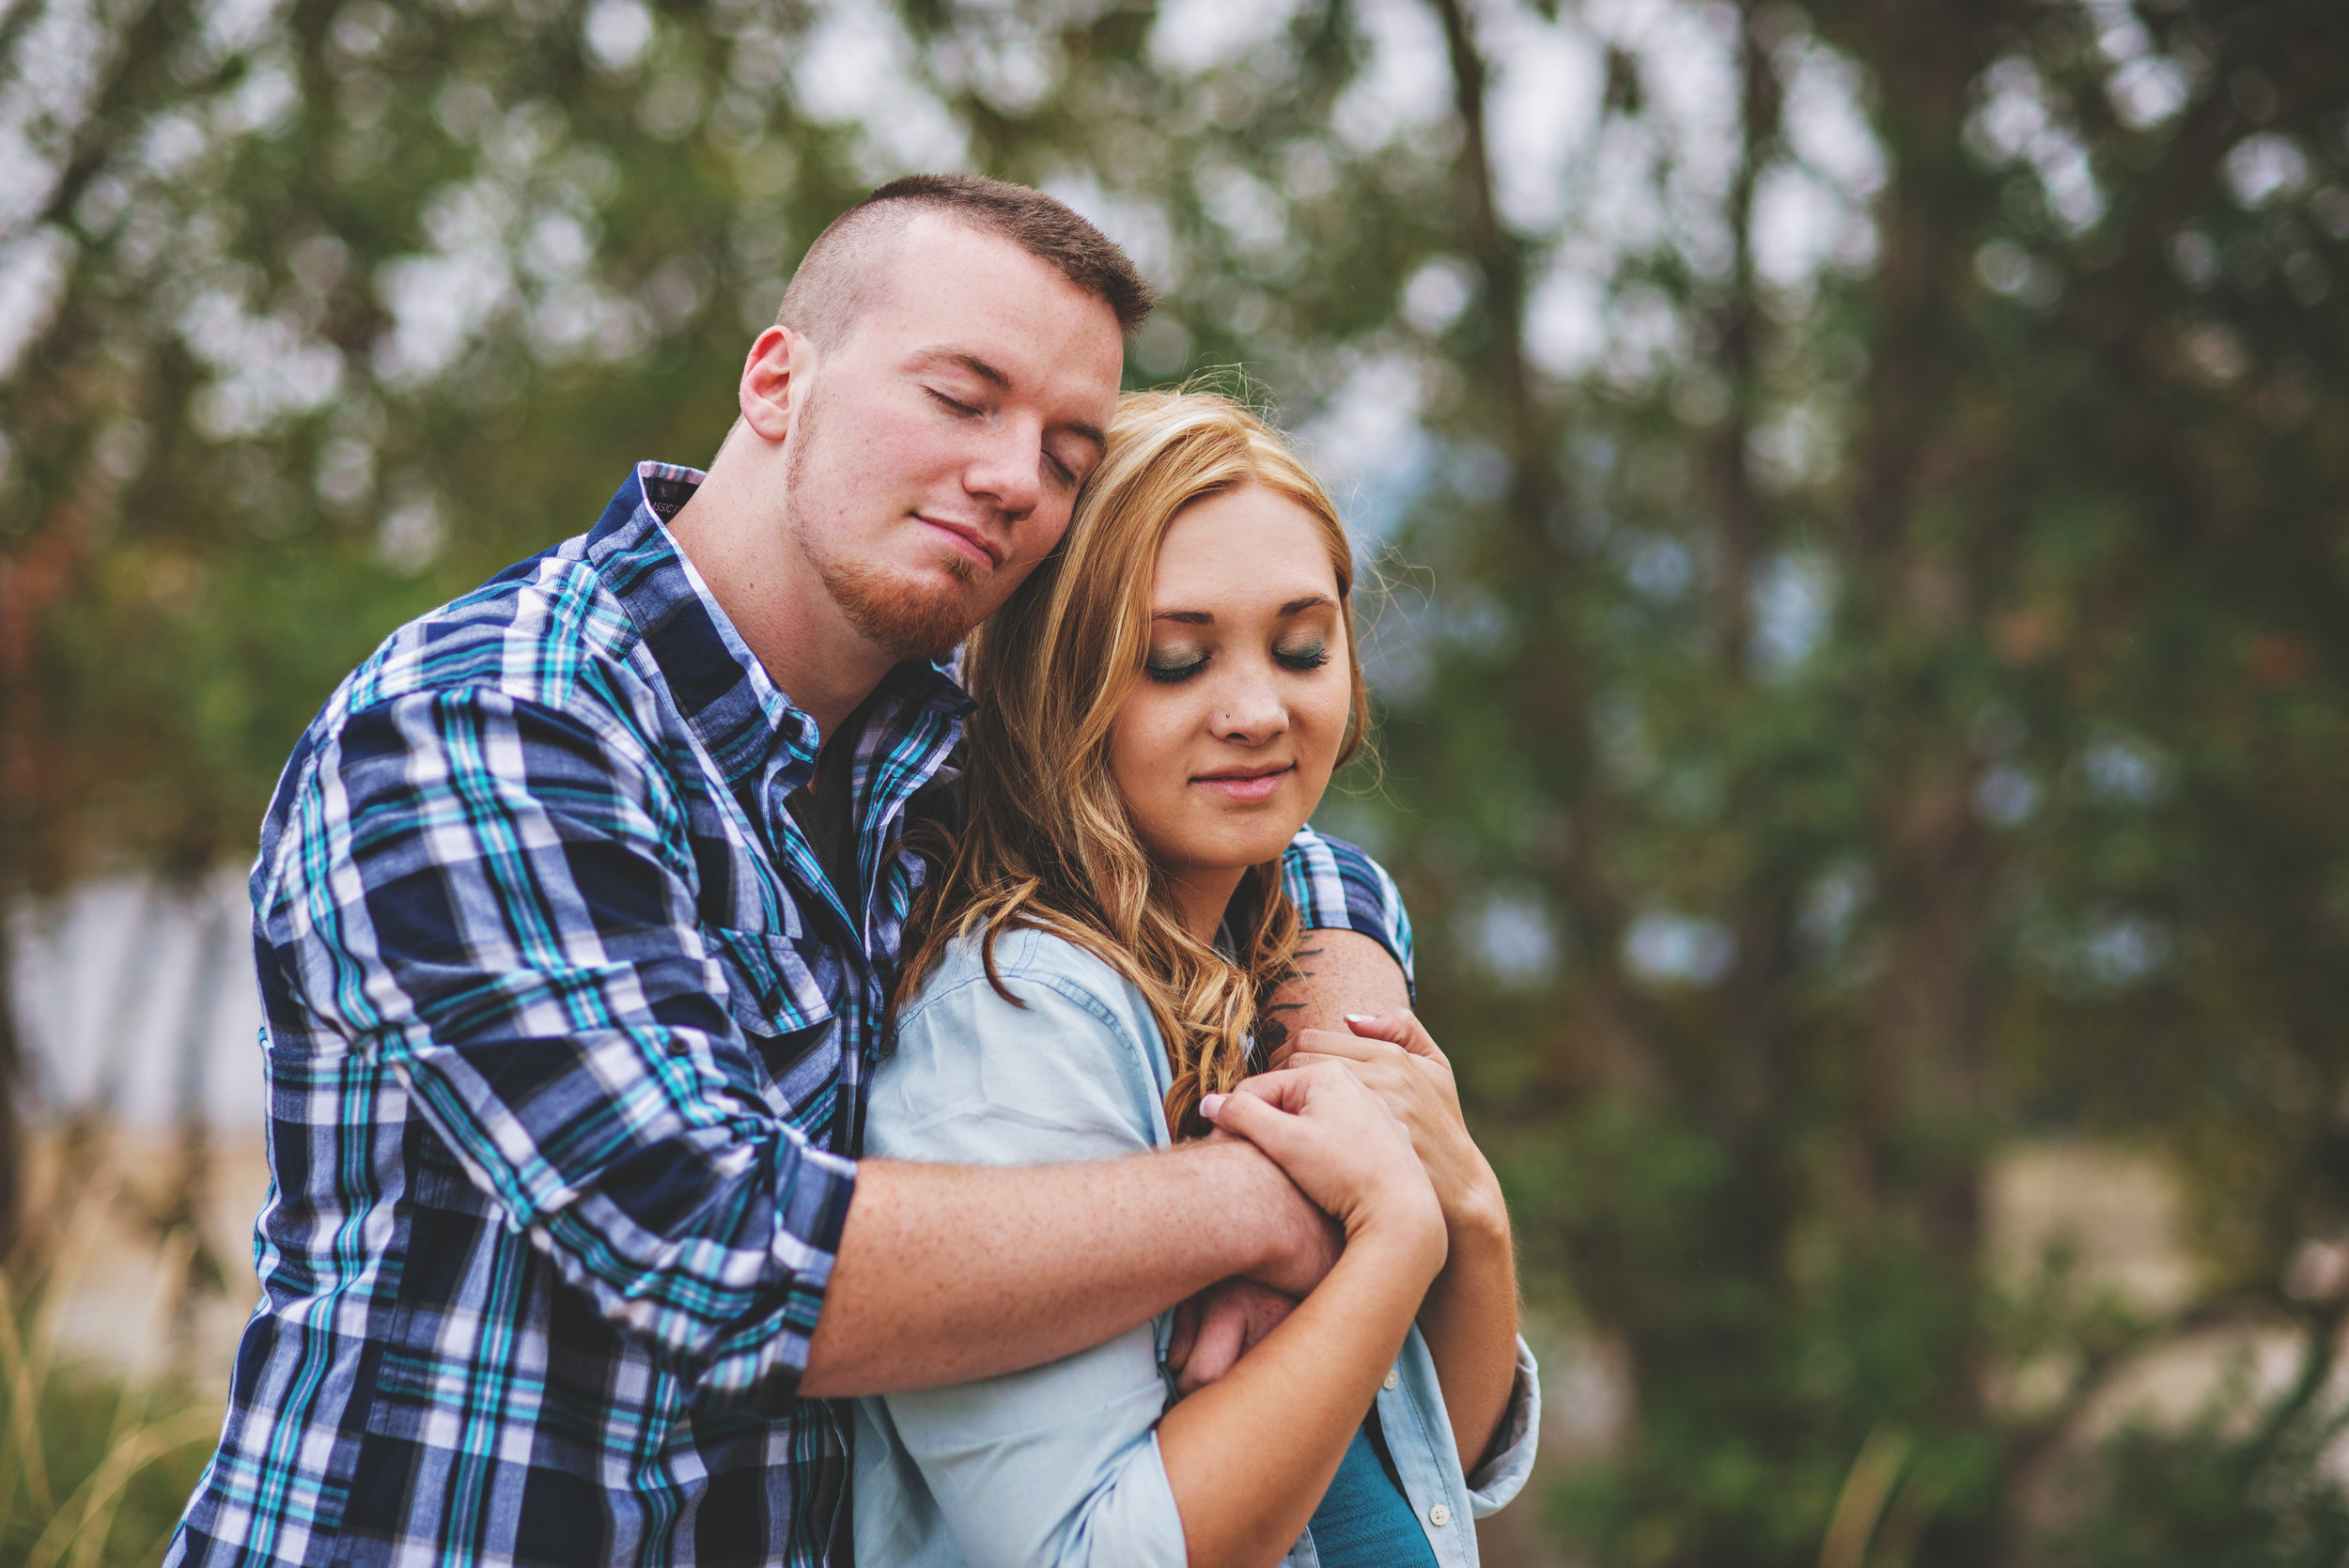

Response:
(739, 325), (806, 442)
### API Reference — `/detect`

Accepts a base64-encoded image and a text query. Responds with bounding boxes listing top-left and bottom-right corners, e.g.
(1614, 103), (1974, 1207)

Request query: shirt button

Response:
(1382, 1370), (1400, 1391)
(1427, 1504), (1452, 1528)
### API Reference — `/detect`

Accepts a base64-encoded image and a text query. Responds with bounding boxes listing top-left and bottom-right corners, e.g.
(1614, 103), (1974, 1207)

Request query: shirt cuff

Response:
(685, 1140), (859, 1412)
(1466, 1336), (1542, 1517)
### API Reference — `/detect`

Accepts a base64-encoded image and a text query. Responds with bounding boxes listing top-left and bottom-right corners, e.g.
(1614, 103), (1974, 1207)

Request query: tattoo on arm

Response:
(1252, 941), (1324, 1064)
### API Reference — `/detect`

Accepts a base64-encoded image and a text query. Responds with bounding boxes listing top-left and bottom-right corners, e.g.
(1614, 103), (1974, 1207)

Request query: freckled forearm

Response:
(800, 1144), (1332, 1396)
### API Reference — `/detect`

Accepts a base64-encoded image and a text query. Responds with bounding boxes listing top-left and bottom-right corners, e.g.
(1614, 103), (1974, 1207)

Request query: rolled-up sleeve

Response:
(1466, 1337), (1544, 1516)
(1283, 826), (1415, 998)
(285, 687), (852, 1410)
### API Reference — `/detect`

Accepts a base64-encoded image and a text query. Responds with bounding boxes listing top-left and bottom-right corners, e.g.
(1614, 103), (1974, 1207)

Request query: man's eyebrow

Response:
(915, 347), (1010, 389)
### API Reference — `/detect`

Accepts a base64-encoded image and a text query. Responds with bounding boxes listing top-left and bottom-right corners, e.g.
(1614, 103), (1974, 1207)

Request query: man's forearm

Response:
(798, 1140), (1336, 1397)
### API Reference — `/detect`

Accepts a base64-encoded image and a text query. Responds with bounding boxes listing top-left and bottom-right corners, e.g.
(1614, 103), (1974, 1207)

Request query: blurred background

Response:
(2, 0), (2347, 1561)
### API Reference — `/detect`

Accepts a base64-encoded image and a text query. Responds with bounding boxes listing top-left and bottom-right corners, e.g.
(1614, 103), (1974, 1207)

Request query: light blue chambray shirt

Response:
(852, 926), (1541, 1568)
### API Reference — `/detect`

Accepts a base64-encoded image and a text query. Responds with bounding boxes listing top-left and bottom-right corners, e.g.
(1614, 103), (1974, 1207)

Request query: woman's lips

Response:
(1192, 766), (1292, 803)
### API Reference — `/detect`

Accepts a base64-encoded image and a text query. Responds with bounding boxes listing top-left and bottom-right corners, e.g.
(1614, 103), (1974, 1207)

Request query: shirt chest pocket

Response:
(703, 925), (839, 1081)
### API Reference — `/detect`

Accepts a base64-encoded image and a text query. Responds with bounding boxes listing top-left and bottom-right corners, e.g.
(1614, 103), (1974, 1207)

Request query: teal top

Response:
(850, 925), (1541, 1568)
(1311, 1417), (1442, 1568)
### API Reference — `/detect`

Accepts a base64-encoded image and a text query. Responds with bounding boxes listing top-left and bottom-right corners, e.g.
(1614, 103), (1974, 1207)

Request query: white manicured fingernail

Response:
(1200, 1094), (1227, 1119)
(1345, 1013), (1377, 1023)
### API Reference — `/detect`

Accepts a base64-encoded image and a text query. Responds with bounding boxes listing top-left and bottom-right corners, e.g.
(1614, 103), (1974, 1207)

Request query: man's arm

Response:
(801, 1141), (1333, 1397)
(297, 688), (1338, 1407)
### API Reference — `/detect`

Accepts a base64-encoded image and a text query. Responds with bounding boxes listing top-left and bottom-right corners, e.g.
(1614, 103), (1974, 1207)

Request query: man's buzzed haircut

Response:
(777, 174), (1154, 345)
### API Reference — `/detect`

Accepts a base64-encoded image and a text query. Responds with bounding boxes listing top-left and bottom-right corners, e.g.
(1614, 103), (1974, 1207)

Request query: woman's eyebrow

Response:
(1150, 595), (1336, 625)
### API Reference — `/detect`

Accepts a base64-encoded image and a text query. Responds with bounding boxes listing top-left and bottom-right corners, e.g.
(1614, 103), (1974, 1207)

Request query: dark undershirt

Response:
(783, 693), (876, 911)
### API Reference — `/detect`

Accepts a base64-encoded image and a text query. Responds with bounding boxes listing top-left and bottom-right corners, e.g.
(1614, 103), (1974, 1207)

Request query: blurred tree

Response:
(2, 0), (2347, 1560)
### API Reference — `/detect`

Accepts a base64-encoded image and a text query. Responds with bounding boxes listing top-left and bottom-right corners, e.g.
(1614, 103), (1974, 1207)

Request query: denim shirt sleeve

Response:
(856, 932), (1187, 1568)
(1464, 1338), (1543, 1515)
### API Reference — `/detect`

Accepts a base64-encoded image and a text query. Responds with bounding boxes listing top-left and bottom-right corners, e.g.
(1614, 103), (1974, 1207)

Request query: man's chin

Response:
(822, 558), (986, 663)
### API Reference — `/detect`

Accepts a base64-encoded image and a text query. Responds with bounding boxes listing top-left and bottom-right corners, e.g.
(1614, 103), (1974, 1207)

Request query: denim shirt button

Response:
(1427, 1505), (1452, 1527)
(1382, 1370), (1400, 1390)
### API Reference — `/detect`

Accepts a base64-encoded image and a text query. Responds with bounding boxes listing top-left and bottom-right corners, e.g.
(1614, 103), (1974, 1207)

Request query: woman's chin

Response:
(1165, 818), (1314, 872)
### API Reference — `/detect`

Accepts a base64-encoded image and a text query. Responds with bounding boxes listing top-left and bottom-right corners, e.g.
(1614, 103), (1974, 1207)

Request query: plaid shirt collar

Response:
(590, 460), (973, 935)
(592, 459), (972, 801)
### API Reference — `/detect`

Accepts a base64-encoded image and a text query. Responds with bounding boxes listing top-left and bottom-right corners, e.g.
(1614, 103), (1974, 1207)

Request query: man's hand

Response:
(1165, 1279), (1299, 1393)
(1270, 1010), (1506, 1240)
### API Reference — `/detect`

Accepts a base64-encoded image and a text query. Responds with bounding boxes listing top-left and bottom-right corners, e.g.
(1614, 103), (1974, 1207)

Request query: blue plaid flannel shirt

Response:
(169, 463), (1416, 1568)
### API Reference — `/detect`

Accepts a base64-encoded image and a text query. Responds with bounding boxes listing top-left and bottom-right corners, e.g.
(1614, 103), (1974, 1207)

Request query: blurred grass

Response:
(0, 1236), (222, 1568)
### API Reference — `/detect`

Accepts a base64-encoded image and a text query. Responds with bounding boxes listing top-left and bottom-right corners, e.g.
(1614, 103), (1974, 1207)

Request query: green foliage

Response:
(2046, 1396), (2349, 1568)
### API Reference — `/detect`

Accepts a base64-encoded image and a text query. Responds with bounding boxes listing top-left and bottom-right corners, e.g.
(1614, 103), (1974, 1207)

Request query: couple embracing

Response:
(169, 176), (1537, 1568)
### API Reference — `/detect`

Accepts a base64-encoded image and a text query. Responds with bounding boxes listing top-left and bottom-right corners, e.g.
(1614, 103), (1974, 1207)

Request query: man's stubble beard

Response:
(788, 391), (988, 664)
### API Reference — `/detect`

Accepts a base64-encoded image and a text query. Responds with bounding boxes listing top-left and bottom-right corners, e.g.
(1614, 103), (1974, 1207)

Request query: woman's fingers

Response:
(1275, 1028), (1405, 1068)
(1203, 1065), (1440, 1244)
(1348, 1008), (1446, 1063)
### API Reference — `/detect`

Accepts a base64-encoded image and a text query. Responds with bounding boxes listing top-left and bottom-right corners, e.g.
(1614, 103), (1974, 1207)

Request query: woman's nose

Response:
(1212, 668), (1287, 743)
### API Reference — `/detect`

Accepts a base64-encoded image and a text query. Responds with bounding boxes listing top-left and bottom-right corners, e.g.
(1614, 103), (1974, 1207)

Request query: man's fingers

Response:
(1167, 1296), (1199, 1369)
(1174, 1308), (1245, 1393)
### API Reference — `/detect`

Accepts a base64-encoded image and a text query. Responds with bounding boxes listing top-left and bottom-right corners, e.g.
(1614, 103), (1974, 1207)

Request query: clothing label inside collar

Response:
(643, 475), (696, 520)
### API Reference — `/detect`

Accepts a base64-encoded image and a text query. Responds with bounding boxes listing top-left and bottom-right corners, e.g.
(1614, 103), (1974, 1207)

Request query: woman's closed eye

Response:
(1145, 648), (1210, 684)
(1274, 639), (1330, 673)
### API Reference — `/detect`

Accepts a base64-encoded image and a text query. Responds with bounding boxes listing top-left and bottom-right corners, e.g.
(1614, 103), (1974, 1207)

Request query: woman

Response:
(853, 391), (1534, 1568)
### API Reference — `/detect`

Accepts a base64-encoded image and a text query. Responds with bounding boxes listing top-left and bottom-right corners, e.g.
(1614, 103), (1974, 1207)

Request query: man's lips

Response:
(915, 514), (1001, 569)
(1191, 765), (1294, 804)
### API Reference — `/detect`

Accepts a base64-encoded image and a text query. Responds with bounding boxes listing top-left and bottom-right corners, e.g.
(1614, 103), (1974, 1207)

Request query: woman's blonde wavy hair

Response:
(895, 388), (1371, 1139)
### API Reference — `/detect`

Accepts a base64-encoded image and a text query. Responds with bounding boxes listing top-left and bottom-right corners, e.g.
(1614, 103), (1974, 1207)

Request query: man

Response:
(167, 176), (1486, 1568)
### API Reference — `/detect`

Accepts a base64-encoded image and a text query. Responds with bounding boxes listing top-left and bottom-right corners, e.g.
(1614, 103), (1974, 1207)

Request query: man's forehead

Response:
(862, 216), (1120, 349)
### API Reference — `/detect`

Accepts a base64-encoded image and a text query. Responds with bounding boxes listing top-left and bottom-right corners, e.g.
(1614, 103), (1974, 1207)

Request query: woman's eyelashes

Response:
(1273, 639), (1330, 672)
(1143, 650), (1209, 684)
(1142, 638), (1333, 684)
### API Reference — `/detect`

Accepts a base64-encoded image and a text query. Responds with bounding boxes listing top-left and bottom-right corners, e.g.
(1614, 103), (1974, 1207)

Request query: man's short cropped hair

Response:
(777, 174), (1155, 345)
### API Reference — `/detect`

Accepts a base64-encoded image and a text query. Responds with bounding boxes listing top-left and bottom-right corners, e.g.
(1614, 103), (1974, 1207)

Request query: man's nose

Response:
(964, 418), (1044, 522)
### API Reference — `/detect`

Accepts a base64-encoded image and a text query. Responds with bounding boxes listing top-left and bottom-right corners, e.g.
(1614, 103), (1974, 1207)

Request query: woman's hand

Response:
(1270, 1010), (1507, 1245)
(1203, 1061), (1446, 1273)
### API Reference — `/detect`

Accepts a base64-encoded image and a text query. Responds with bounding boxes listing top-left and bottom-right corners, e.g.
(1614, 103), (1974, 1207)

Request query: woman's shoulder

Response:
(876, 923), (1175, 1163)
(900, 923), (1158, 1040)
